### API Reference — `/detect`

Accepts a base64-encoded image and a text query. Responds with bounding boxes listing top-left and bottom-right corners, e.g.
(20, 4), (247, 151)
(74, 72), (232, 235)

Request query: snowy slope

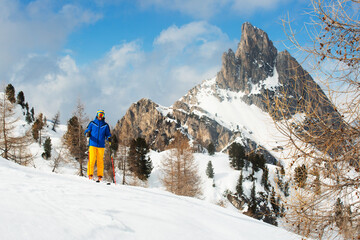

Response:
(0, 157), (302, 240)
(174, 76), (288, 161)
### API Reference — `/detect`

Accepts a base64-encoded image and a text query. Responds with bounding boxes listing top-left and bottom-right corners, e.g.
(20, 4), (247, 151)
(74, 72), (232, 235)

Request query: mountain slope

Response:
(114, 22), (340, 165)
(0, 157), (302, 240)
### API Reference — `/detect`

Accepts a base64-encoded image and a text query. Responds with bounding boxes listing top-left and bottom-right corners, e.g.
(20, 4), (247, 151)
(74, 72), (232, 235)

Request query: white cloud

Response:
(11, 54), (86, 120)
(9, 21), (237, 125)
(154, 21), (227, 52)
(0, 0), (102, 80)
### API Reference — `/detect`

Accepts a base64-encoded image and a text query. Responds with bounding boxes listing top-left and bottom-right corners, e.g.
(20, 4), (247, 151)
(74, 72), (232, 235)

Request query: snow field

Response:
(0, 157), (302, 240)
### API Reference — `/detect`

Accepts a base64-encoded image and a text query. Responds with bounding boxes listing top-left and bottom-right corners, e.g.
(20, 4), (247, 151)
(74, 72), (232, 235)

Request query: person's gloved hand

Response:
(86, 131), (91, 137)
(108, 137), (112, 145)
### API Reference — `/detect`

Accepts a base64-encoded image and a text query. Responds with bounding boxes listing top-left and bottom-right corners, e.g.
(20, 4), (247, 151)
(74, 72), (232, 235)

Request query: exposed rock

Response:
(114, 22), (339, 165)
(216, 22), (277, 93)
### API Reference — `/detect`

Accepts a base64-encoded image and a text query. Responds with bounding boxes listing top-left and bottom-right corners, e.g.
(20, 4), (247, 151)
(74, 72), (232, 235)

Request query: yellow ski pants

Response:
(87, 146), (105, 177)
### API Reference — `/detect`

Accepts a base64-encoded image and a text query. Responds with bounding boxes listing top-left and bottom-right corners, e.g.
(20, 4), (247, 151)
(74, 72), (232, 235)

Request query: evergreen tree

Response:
(25, 112), (32, 124)
(42, 137), (52, 160)
(236, 171), (243, 197)
(25, 102), (29, 112)
(17, 91), (25, 108)
(258, 190), (277, 226)
(206, 160), (214, 178)
(248, 152), (266, 172)
(109, 134), (119, 153)
(228, 142), (245, 170)
(207, 142), (215, 155)
(261, 166), (270, 191)
(63, 114), (88, 176)
(30, 107), (35, 121)
(5, 84), (15, 103)
(270, 188), (280, 217)
(128, 137), (153, 180)
(248, 181), (257, 215)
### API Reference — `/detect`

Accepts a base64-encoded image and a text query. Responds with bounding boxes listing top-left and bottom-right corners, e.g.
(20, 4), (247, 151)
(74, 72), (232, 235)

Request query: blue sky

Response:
(0, 0), (311, 125)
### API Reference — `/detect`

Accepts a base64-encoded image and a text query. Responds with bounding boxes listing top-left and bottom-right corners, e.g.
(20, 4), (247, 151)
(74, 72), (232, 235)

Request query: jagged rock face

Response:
(275, 51), (338, 119)
(217, 22), (338, 121)
(114, 98), (235, 152)
(114, 98), (175, 150)
(217, 22), (277, 93)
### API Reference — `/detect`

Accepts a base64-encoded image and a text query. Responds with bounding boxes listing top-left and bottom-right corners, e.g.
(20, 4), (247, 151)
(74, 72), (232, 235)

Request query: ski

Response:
(95, 180), (111, 185)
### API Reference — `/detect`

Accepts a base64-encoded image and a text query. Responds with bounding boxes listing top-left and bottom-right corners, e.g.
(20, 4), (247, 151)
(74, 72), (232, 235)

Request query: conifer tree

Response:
(109, 135), (119, 153)
(42, 137), (52, 160)
(16, 91), (25, 108)
(248, 181), (257, 216)
(206, 160), (214, 178)
(128, 137), (152, 180)
(5, 84), (15, 103)
(228, 142), (245, 170)
(30, 107), (35, 121)
(207, 142), (215, 155)
(25, 112), (32, 124)
(63, 116), (87, 176)
(261, 166), (270, 191)
(63, 101), (88, 176)
(270, 188), (280, 217)
(236, 171), (243, 197)
(248, 152), (266, 172)
(63, 116), (87, 175)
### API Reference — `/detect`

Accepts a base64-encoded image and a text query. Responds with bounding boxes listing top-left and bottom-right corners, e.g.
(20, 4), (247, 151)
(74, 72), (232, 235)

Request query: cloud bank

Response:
(10, 21), (237, 125)
(0, 0), (102, 80)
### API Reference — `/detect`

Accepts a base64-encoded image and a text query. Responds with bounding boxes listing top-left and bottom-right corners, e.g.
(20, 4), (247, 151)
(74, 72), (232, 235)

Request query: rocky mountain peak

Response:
(216, 22), (277, 93)
(235, 22), (276, 59)
(114, 22), (339, 164)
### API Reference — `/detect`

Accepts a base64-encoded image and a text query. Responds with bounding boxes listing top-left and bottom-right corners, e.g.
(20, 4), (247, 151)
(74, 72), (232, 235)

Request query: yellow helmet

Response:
(97, 110), (105, 118)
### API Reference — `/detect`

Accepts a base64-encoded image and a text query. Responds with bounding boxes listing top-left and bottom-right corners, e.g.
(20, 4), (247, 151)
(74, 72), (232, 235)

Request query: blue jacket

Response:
(84, 117), (111, 148)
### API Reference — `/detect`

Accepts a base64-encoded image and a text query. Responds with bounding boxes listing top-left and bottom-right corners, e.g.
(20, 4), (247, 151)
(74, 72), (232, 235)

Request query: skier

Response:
(84, 110), (111, 182)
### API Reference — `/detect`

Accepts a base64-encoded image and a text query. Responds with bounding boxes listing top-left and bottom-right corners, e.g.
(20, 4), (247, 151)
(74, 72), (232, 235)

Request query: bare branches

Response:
(0, 91), (33, 165)
(277, 1), (360, 238)
(160, 131), (202, 197)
